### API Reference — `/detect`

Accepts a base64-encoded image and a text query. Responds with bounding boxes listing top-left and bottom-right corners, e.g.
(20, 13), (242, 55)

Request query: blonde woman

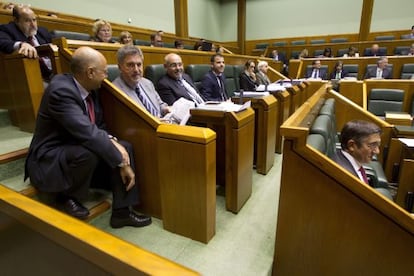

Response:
(91, 19), (117, 43)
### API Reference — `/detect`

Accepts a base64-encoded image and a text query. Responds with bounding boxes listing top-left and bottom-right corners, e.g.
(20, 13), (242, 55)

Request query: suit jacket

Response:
(157, 73), (201, 105)
(25, 74), (122, 192)
(332, 150), (359, 179)
(305, 68), (328, 80)
(329, 70), (349, 80)
(0, 22), (51, 53)
(200, 71), (228, 101)
(112, 76), (169, 116)
(239, 71), (258, 91)
(364, 66), (392, 79)
(255, 71), (271, 85)
(271, 52), (287, 65)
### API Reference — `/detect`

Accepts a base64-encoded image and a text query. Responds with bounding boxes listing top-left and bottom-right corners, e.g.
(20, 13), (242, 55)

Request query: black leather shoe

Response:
(59, 198), (89, 219)
(110, 212), (152, 228)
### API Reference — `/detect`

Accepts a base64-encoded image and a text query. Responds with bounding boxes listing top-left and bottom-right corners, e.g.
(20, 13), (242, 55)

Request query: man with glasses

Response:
(332, 120), (392, 199)
(113, 45), (170, 118)
(157, 53), (204, 106)
(25, 46), (152, 228)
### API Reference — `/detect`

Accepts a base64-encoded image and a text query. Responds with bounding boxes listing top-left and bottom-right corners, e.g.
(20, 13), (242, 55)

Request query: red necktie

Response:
(86, 95), (95, 123)
(359, 166), (369, 184)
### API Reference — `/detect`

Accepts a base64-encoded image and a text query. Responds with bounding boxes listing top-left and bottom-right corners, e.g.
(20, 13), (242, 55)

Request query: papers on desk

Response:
(399, 138), (414, 148)
(256, 83), (285, 92)
(196, 100), (251, 112)
(234, 91), (269, 97)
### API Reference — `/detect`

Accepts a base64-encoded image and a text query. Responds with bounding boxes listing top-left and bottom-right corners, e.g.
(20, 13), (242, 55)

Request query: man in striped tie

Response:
(332, 120), (392, 199)
(113, 45), (171, 118)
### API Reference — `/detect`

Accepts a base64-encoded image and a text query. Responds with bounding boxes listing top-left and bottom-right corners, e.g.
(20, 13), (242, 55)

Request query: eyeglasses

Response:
(168, 62), (183, 68)
(124, 62), (142, 70)
(366, 141), (380, 149)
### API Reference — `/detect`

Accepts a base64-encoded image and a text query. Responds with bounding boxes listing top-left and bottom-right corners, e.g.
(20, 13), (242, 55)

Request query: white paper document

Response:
(399, 138), (414, 148)
(195, 100), (251, 112)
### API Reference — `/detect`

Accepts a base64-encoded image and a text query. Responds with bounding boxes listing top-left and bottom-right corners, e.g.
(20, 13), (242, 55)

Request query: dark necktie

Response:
(135, 86), (159, 117)
(216, 75), (228, 101)
(359, 166), (369, 185)
(86, 94), (95, 123)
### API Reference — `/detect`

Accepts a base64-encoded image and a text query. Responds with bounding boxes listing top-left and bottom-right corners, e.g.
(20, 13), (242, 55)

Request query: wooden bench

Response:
(273, 84), (414, 275)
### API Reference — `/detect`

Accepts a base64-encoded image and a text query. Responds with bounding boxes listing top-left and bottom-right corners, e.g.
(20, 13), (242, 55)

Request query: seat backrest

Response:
(223, 65), (236, 97)
(313, 49), (324, 57)
(106, 64), (120, 82)
(144, 64), (166, 86)
(394, 46), (410, 56)
(336, 48), (349, 57)
(50, 30), (91, 41)
(310, 114), (335, 158)
(375, 35), (395, 41)
(343, 64), (359, 78)
(233, 64), (244, 91)
(400, 63), (414, 79)
(368, 88), (405, 116)
(273, 41), (287, 47)
(307, 134), (327, 155)
(185, 64), (211, 91)
(330, 37), (348, 43)
(310, 39), (326, 45)
(290, 50), (301, 59)
(133, 39), (151, 46)
(163, 42), (175, 48)
(363, 47), (387, 56)
(401, 34), (412, 39)
(256, 43), (269, 49)
(291, 40), (306, 46)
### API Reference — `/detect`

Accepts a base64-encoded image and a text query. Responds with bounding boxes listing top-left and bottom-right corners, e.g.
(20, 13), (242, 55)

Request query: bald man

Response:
(157, 53), (204, 105)
(25, 47), (151, 228)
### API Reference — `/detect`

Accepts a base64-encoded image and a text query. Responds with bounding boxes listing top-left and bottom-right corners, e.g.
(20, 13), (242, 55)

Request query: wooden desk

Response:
(189, 107), (255, 213)
(270, 90), (291, 153)
(233, 95), (277, 175)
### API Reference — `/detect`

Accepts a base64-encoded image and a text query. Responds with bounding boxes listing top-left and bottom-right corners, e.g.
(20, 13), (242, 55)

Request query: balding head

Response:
(71, 47), (108, 91)
(164, 53), (183, 80)
(13, 5), (38, 37)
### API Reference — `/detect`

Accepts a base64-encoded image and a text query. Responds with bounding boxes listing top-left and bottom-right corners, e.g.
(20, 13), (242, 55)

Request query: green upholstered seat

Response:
(330, 37), (348, 43)
(400, 63), (414, 79)
(342, 64), (359, 79)
(144, 64), (166, 86)
(51, 30), (91, 41)
(291, 40), (305, 45)
(375, 35), (395, 41)
(106, 64), (120, 82)
(133, 39), (151, 46)
(310, 39), (326, 45)
(368, 88), (405, 117)
(185, 64), (211, 91)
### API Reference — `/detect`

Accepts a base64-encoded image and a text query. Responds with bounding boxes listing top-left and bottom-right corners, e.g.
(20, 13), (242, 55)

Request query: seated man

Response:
(365, 43), (384, 57)
(200, 54), (229, 101)
(112, 45), (171, 119)
(364, 56), (392, 79)
(332, 120), (392, 199)
(270, 49), (288, 75)
(255, 60), (271, 85)
(157, 53), (204, 106)
(25, 46), (151, 228)
(305, 59), (327, 80)
(0, 4), (52, 80)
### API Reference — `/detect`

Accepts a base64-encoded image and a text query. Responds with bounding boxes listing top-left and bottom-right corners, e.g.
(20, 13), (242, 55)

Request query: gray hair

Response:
(116, 45), (143, 64)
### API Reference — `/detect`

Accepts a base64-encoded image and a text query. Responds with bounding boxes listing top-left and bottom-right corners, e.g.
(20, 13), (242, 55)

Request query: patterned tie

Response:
(135, 86), (159, 117)
(180, 79), (204, 104)
(85, 94), (95, 123)
(359, 166), (369, 185)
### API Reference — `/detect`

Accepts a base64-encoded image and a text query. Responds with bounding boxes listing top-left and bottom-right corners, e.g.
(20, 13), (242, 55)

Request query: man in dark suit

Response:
(364, 56), (392, 79)
(24, 46), (151, 228)
(270, 49), (288, 75)
(305, 59), (328, 80)
(0, 5), (52, 79)
(200, 54), (229, 101)
(364, 43), (386, 57)
(332, 120), (392, 199)
(157, 53), (204, 105)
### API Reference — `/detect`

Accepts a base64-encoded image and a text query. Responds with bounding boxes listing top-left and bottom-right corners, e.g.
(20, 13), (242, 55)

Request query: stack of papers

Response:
(234, 91), (269, 97)
(196, 100), (251, 112)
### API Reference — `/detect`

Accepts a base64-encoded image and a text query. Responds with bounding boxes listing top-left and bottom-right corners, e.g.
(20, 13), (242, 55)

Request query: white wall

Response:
(25, 0), (414, 41)
(27, 0), (175, 33)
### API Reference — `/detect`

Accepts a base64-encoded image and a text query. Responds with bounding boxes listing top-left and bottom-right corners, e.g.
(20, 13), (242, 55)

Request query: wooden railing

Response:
(273, 85), (414, 275)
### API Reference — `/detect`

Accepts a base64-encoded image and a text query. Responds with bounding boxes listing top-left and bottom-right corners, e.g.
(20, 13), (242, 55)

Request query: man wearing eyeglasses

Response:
(332, 120), (392, 199)
(157, 53), (205, 106)
(112, 45), (170, 118)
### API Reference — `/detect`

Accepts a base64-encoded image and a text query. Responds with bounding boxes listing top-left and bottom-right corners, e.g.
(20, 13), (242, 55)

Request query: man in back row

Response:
(25, 46), (151, 228)
(0, 4), (52, 79)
